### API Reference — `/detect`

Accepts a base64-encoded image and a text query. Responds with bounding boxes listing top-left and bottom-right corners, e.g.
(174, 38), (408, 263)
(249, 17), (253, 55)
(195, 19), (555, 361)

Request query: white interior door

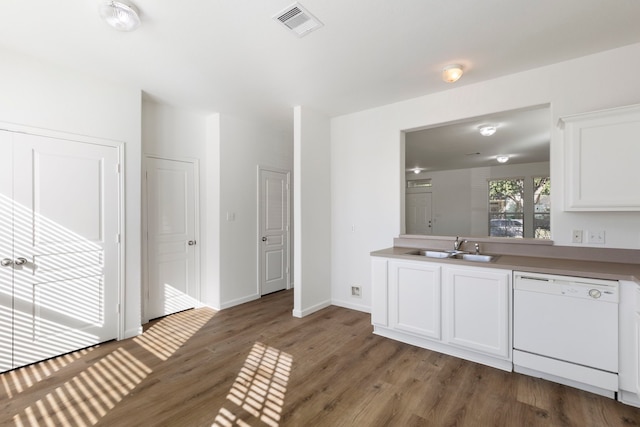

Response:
(146, 157), (199, 320)
(10, 132), (120, 368)
(259, 168), (289, 295)
(406, 192), (432, 235)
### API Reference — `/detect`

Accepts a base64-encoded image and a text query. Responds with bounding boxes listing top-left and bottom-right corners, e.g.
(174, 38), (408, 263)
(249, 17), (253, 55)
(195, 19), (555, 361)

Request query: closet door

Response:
(11, 133), (120, 368)
(0, 131), (13, 371)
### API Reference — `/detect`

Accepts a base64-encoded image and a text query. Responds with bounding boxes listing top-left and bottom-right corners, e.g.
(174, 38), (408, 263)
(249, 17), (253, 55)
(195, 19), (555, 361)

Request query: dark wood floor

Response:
(1, 289), (640, 426)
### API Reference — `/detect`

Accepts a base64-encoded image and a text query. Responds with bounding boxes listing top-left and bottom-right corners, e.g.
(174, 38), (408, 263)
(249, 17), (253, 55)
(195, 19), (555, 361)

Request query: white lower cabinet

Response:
(445, 266), (510, 358)
(371, 257), (512, 371)
(618, 281), (640, 407)
(388, 261), (441, 340)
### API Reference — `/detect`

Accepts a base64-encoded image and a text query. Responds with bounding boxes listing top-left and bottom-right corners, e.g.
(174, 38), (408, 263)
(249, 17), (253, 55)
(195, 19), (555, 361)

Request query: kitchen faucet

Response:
(453, 236), (467, 252)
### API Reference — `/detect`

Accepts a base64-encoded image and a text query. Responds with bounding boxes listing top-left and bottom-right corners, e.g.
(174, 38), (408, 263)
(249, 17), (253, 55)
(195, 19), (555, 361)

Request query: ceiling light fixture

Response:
(496, 155), (509, 163)
(413, 168), (421, 174)
(442, 64), (463, 83)
(478, 125), (497, 136)
(100, 1), (141, 32)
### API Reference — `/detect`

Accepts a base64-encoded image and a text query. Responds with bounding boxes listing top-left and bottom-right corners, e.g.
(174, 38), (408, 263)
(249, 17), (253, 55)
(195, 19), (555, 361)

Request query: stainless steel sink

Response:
(420, 250), (451, 259)
(409, 250), (498, 263)
(453, 253), (497, 262)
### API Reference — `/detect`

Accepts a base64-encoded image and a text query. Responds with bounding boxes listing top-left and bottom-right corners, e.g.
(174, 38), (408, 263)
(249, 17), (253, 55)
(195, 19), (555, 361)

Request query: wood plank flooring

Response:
(1, 289), (640, 426)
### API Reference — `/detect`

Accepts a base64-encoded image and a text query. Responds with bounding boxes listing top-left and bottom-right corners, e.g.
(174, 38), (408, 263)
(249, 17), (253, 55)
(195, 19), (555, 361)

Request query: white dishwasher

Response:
(513, 271), (619, 398)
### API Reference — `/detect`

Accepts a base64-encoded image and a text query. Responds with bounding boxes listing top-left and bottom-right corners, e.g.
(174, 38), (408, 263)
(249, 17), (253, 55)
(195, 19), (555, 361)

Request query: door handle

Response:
(188, 240), (196, 246)
(1, 258), (12, 267)
(14, 257), (28, 266)
(262, 237), (267, 242)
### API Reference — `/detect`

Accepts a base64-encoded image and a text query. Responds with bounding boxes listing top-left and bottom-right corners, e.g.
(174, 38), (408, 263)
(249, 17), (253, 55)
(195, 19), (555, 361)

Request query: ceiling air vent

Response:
(273, 3), (323, 37)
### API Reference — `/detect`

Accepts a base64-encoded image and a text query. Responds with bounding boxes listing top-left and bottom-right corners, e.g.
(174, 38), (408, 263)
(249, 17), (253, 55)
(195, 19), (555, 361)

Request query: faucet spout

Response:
(453, 236), (467, 251)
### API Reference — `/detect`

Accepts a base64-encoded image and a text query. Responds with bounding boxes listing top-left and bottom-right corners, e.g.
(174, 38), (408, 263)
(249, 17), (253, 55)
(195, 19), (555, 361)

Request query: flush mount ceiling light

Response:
(496, 155), (510, 163)
(100, 1), (141, 32)
(478, 124), (497, 136)
(442, 64), (463, 83)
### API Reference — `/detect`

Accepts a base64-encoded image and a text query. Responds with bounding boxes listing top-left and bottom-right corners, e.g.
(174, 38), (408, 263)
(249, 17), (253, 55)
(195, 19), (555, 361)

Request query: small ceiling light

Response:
(496, 155), (509, 164)
(413, 168), (421, 174)
(478, 125), (497, 136)
(442, 64), (463, 83)
(100, 1), (141, 32)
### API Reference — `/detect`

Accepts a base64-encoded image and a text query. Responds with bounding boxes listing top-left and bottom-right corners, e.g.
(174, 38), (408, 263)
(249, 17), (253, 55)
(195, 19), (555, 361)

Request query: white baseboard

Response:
(220, 293), (260, 310)
(331, 298), (370, 313)
(292, 299), (331, 318)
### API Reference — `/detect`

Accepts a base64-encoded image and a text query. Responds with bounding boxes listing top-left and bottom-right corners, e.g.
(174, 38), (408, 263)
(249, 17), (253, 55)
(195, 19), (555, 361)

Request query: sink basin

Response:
(453, 253), (497, 263)
(408, 250), (498, 263)
(419, 250), (452, 259)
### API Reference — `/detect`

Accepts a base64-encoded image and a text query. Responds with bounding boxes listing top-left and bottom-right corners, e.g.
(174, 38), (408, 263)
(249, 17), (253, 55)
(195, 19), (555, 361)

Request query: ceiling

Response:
(405, 105), (550, 172)
(1, 1), (640, 133)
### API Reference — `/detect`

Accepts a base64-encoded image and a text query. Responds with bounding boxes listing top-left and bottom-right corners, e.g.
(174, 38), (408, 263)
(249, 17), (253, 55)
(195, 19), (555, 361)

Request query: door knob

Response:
(1, 258), (12, 267)
(14, 257), (28, 266)
(262, 237), (267, 242)
(188, 240), (196, 246)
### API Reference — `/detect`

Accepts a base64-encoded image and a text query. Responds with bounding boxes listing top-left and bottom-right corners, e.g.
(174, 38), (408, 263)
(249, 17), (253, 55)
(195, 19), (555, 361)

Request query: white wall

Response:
(141, 100), (210, 316)
(331, 42), (640, 312)
(219, 115), (293, 308)
(142, 102), (293, 311)
(0, 47), (142, 337)
(293, 106), (332, 317)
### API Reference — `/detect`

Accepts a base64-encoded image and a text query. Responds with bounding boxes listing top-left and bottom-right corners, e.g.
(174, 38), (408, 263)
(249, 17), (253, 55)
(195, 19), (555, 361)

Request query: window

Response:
(533, 177), (551, 239)
(488, 176), (551, 239)
(489, 178), (524, 238)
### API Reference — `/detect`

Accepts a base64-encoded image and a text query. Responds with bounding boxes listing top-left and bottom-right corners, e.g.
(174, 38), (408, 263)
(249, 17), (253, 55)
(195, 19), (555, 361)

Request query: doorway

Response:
(406, 191), (433, 235)
(144, 156), (200, 320)
(258, 167), (290, 296)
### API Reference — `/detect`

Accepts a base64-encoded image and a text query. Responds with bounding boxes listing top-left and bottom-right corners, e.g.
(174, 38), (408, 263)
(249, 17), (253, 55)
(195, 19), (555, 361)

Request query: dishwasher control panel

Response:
(514, 271), (618, 303)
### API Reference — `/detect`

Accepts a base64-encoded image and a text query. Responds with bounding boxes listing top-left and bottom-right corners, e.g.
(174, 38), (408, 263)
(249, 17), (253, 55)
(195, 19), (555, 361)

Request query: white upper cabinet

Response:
(560, 103), (640, 211)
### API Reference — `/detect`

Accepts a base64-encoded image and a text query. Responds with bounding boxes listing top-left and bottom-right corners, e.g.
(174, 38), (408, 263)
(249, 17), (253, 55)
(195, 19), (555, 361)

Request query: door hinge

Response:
(285, 267), (289, 274)
(116, 163), (121, 173)
(116, 233), (121, 244)
(117, 303), (121, 314)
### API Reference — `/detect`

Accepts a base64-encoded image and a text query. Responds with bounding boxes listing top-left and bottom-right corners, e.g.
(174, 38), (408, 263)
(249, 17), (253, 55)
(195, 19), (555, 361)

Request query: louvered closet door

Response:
(10, 132), (120, 368)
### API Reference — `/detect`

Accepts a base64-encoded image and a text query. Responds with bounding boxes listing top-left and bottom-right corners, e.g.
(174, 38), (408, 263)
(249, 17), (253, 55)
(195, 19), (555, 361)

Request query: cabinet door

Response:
(445, 266), (510, 358)
(561, 103), (640, 211)
(371, 257), (388, 326)
(389, 261), (441, 339)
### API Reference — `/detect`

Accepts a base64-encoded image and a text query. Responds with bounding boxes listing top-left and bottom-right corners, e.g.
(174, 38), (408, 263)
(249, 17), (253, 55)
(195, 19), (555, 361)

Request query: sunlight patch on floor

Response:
(2, 347), (93, 398)
(213, 342), (292, 427)
(13, 348), (151, 427)
(4, 308), (216, 426)
(133, 308), (215, 360)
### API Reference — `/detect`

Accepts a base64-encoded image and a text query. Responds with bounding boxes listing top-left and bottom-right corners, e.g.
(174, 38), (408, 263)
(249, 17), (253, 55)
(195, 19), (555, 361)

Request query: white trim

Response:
(292, 299), (331, 318)
(142, 154), (201, 323)
(331, 299), (371, 313)
(220, 293), (260, 310)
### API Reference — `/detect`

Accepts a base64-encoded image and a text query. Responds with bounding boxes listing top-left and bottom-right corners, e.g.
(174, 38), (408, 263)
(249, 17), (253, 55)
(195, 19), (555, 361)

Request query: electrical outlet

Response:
(572, 230), (583, 243)
(587, 230), (605, 244)
(351, 285), (361, 297)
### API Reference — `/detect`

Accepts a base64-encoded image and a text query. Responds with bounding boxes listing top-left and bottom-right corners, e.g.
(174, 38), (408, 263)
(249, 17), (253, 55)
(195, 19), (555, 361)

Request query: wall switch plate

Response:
(572, 230), (583, 243)
(587, 230), (605, 244)
(351, 285), (361, 297)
